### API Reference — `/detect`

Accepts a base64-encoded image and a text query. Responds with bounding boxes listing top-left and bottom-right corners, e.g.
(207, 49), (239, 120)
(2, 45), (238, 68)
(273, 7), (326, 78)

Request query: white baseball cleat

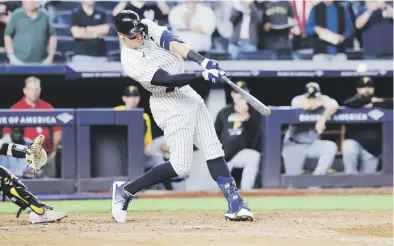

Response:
(29, 209), (68, 224)
(225, 207), (255, 222)
(112, 181), (133, 223)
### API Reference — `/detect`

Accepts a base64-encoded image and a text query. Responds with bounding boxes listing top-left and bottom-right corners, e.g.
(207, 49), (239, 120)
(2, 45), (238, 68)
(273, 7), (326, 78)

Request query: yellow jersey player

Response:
(114, 85), (164, 169)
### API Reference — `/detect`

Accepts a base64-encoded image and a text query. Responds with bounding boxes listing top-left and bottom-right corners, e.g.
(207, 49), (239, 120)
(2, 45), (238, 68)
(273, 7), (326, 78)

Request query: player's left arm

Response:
(169, 40), (220, 70)
(142, 19), (221, 71)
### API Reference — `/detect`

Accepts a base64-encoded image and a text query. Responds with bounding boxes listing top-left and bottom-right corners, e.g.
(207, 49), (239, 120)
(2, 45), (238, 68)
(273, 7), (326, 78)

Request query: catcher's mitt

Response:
(25, 135), (48, 171)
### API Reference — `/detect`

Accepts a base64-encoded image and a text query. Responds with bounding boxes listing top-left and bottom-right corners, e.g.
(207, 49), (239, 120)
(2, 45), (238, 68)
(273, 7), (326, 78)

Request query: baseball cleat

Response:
(216, 176), (255, 222)
(29, 209), (68, 224)
(111, 181), (133, 223)
(225, 206), (255, 222)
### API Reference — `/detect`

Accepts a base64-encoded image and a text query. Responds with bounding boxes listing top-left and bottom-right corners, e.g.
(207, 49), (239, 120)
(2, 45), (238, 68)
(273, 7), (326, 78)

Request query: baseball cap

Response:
(123, 85), (140, 97)
(357, 77), (374, 88)
(234, 81), (249, 92)
(305, 82), (321, 98)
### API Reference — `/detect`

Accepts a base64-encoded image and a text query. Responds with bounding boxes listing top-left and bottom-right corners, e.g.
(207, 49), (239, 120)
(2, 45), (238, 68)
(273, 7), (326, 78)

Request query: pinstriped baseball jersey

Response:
(121, 19), (186, 96)
(120, 19), (224, 176)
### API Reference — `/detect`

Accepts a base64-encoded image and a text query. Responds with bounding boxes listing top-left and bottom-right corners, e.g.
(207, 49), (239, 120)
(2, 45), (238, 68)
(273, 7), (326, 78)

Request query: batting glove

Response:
(201, 58), (221, 70)
(202, 69), (226, 84)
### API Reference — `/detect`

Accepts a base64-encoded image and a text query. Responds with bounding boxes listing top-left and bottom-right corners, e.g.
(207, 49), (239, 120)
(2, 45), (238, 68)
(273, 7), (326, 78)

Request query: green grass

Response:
(0, 195), (392, 214)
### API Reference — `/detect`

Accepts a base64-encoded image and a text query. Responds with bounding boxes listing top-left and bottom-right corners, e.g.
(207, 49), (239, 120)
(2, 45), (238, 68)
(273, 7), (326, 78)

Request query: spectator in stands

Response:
(228, 0), (263, 60)
(260, 0), (295, 60)
(214, 81), (262, 190)
(355, 0), (393, 59)
(2, 76), (61, 178)
(4, 0), (57, 64)
(209, 1), (233, 49)
(290, 0), (313, 50)
(0, 1), (20, 57)
(70, 0), (110, 62)
(0, 127), (35, 178)
(112, 0), (170, 25)
(168, 0), (216, 53)
(342, 77), (393, 174)
(282, 82), (339, 175)
(114, 86), (164, 171)
(305, 0), (354, 61)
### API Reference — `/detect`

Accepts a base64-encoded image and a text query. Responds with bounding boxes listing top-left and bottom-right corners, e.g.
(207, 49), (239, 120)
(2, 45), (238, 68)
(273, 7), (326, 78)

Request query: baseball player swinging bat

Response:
(112, 10), (255, 223)
(222, 76), (271, 116)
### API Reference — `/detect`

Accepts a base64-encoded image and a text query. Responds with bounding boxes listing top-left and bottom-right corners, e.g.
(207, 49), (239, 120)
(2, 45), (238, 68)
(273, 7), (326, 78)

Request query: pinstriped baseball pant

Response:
(150, 87), (224, 177)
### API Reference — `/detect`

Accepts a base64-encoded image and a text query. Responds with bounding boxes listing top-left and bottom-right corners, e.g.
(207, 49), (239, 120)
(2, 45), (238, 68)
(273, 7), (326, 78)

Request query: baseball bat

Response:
(222, 76), (271, 116)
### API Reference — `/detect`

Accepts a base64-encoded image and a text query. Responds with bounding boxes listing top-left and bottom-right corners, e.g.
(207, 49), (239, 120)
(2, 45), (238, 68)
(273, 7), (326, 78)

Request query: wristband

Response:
(186, 49), (205, 65)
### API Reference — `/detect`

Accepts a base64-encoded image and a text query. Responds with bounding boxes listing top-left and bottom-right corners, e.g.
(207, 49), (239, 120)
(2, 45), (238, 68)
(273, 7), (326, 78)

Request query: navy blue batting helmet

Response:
(114, 10), (148, 37)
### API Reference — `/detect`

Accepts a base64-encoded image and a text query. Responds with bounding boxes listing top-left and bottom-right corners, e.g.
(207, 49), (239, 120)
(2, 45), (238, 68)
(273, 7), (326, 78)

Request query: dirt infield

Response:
(0, 210), (392, 246)
(1, 187), (392, 246)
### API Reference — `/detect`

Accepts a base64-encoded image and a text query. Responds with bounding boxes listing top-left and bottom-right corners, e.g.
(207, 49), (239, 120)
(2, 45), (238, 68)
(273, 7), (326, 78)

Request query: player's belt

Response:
(149, 86), (184, 96)
(165, 87), (177, 93)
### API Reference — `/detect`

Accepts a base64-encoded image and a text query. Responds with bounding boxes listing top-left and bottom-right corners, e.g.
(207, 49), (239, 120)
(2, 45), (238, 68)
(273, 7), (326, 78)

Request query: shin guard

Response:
(0, 166), (47, 217)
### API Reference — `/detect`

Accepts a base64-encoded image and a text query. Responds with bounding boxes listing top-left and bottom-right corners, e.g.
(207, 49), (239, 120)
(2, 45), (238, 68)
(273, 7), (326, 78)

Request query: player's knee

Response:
(342, 139), (358, 154)
(171, 160), (192, 177)
(245, 149), (261, 164)
(324, 141), (338, 155)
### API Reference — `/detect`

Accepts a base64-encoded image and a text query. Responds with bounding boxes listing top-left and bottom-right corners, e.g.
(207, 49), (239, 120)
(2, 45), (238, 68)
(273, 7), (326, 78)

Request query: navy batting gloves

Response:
(202, 69), (226, 84)
(201, 58), (221, 70)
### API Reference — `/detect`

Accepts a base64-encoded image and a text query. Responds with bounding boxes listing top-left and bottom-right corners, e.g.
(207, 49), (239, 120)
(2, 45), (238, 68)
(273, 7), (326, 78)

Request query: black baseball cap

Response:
(357, 77), (374, 88)
(123, 85), (140, 97)
(305, 82), (321, 98)
(234, 81), (249, 92)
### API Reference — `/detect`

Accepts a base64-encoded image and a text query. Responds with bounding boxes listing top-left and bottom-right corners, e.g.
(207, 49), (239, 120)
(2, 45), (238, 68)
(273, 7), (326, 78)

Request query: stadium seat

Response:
(204, 51), (232, 60)
(50, 1), (80, 12)
(95, 1), (118, 12)
(53, 10), (72, 26)
(211, 37), (229, 52)
(108, 26), (118, 37)
(64, 51), (74, 62)
(107, 50), (120, 62)
(105, 37), (121, 55)
(346, 48), (364, 60)
(55, 26), (72, 37)
(57, 36), (74, 52)
(0, 52), (8, 64)
(53, 51), (65, 63)
(294, 48), (313, 60)
(237, 50), (277, 60)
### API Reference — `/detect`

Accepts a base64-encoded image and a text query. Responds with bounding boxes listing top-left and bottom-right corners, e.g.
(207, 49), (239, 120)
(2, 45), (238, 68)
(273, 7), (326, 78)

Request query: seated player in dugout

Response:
(281, 82), (339, 176)
(342, 76), (393, 174)
(214, 81), (262, 190)
(0, 135), (67, 224)
(114, 85), (165, 171)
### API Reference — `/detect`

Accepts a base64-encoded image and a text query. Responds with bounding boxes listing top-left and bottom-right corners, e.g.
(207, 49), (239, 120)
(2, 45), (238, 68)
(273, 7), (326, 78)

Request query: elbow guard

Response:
(160, 30), (183, 50)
